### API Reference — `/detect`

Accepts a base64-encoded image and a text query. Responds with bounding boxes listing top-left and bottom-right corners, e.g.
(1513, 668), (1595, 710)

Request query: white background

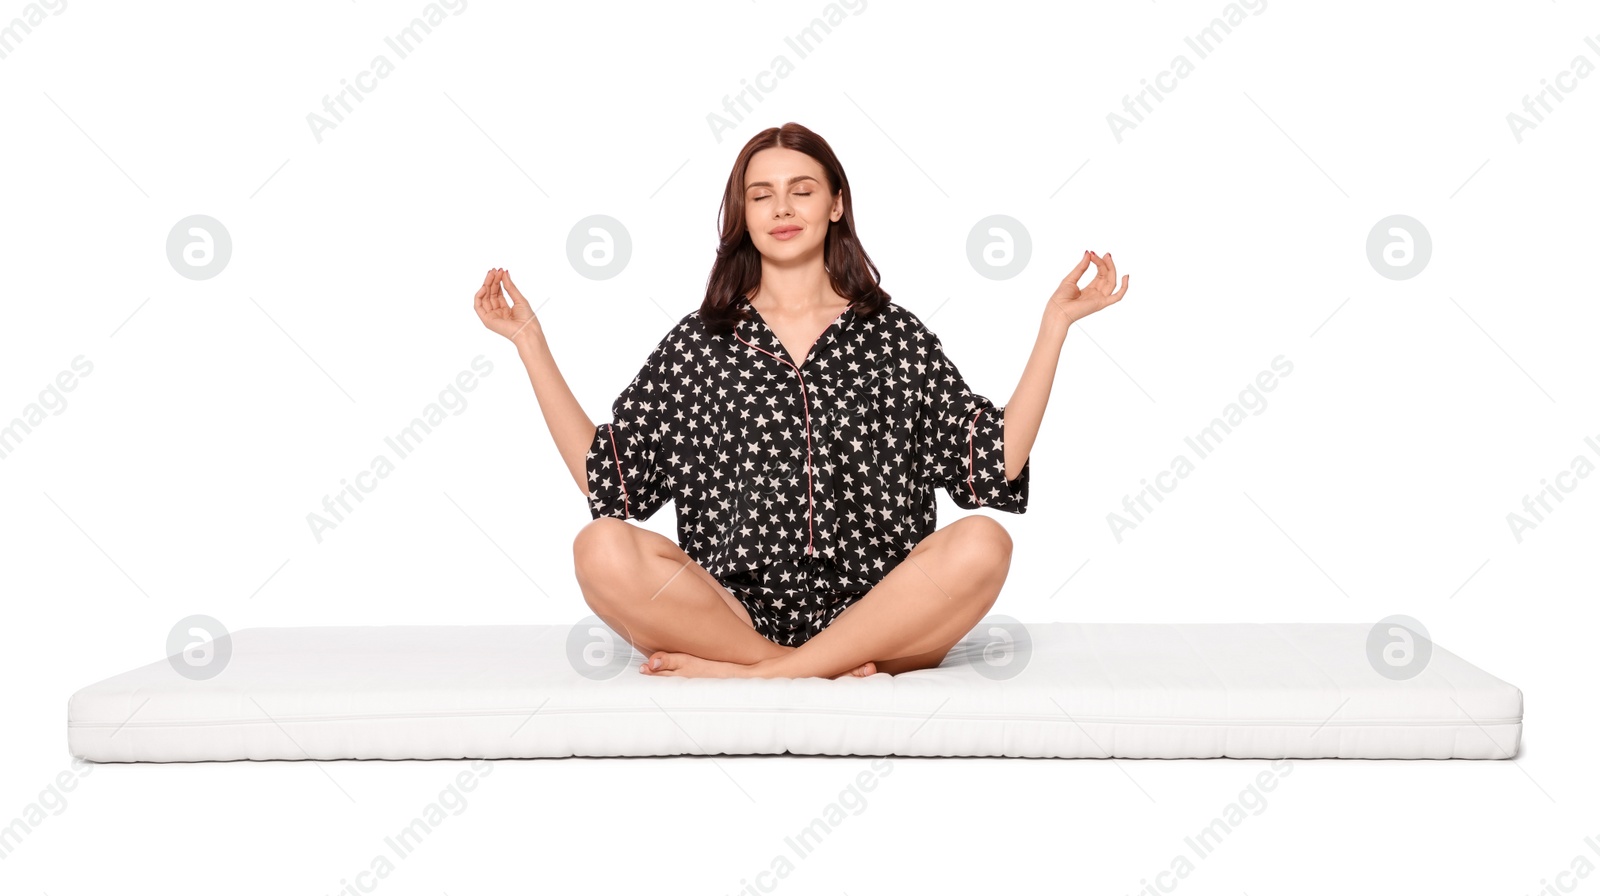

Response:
(2, 0), (1595, 893)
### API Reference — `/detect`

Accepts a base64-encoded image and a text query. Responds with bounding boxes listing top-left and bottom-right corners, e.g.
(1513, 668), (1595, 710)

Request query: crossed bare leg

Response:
(641, 638), (876, 679)
(635, 516), (1012, 679)
(576, 516), (1009, 680)
(575, 519), (878, 679)
(640, 621), (878, 678)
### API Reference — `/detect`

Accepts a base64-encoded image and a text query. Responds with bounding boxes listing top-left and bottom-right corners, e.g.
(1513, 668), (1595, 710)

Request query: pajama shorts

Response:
(719, 559), (870, 648)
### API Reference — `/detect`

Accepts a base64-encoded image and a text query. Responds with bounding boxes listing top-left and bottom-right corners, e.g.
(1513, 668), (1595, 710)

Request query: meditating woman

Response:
(473, 122), (1129, 680)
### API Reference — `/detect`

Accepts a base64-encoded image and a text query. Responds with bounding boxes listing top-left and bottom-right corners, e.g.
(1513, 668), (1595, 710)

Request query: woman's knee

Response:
(572, 517), (640, 589)
(948, 515), (1013, 571)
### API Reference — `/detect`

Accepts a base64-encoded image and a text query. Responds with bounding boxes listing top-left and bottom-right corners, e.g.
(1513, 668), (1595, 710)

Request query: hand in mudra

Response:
(1047, 250), (1130, 327)
(474, 268), (540, 344)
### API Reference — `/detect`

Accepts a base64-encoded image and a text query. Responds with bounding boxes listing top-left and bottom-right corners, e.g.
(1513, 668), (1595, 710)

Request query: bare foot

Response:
(836, 661), (877, 678)
(640, 652), (759, 678)
(771, 644), (876, 679)
(639, 651), (877, 679)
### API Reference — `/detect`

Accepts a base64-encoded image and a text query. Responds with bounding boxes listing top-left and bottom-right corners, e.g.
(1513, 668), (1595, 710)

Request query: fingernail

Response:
(650, 658), (662, 669)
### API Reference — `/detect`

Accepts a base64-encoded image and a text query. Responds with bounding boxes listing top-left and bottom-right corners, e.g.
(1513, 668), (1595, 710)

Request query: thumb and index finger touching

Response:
(497, 269), (532, 310)
(473, 268), (500, 319)
(1077, 251), (1131, 299)
(1068, 250), (1094, 281)
(1053, 251), (1095, 300)
(473, 267), (533, 316)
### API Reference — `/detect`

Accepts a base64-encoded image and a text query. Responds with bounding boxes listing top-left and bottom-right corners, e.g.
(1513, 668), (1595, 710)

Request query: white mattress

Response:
(67, 623), (1523, 762)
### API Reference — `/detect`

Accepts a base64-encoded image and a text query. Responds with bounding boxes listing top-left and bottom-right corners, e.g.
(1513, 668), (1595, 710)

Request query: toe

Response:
(833, 661), (877, 679)
(649, 652), (687, 676)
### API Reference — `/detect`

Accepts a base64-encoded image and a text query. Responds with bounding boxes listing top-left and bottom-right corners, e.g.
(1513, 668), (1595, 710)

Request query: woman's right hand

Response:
(474, 267), (540, 345)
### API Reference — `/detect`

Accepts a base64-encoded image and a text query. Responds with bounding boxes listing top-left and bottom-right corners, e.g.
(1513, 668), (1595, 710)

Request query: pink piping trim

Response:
(606, 423), (631, 519)
(966, 407), (985, 506)
(733, 330), (818, 557)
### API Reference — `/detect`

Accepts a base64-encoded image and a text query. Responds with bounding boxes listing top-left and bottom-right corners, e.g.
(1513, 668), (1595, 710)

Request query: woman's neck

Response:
(749, 264), (846, 315)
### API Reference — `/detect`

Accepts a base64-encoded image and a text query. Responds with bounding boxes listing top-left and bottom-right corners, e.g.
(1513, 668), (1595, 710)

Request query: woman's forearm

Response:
(513, 329), (598, 497)
(1001, 314), (1071, 482)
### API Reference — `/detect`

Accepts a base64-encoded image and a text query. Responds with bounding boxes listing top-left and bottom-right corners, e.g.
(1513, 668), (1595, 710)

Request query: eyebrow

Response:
(745, 175), (820, 190)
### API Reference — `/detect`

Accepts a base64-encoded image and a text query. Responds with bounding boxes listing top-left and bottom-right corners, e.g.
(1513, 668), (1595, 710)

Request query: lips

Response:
(770, 226), (802, 236)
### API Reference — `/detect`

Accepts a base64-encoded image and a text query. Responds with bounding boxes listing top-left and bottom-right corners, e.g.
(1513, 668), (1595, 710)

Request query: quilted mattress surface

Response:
(67, 623), (1523, 762)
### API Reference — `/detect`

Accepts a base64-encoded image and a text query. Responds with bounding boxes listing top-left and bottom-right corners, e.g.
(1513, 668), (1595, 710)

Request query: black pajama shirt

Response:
(585, 296), (1029, 646)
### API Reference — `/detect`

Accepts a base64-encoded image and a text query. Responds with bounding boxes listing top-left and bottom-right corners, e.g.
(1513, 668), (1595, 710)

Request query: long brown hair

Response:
(699, 123), (891, 337)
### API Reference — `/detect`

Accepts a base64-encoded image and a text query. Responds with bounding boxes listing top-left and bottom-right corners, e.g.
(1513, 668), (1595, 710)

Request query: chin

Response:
(763, 238), (813, 254)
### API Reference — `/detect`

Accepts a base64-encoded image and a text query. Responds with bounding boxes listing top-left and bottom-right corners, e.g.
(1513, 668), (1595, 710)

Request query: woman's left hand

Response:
(1046, 250), (1129, 327)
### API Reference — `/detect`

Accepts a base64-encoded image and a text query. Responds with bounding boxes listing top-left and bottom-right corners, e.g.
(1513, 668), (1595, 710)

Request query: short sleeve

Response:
(912, 315), (1030, 514)
(585, 323), (685, 521)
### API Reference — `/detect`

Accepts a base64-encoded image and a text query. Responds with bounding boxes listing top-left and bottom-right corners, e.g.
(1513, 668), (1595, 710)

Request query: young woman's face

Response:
(743, 147), (841, 261)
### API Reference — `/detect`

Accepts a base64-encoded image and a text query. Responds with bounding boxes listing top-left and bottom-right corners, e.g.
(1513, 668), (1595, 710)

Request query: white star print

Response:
(583, 298), (1029, 644)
